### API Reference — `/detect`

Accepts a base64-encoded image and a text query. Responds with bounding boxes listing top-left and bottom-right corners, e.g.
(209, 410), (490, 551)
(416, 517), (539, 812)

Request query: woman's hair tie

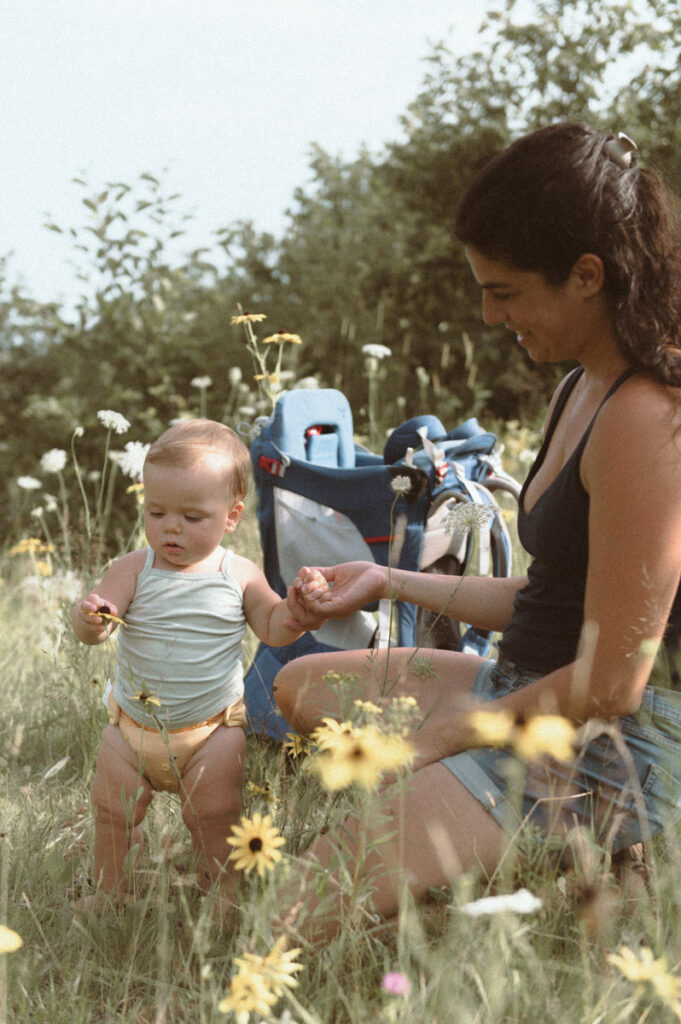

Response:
(603, 132), (638, 169)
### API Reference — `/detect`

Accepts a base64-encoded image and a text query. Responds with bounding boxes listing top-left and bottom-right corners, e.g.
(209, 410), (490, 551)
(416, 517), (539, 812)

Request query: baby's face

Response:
(143, 461), (242, 571)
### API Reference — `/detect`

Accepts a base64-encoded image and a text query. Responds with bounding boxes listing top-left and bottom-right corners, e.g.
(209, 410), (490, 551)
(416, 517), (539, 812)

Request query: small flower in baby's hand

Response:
(86, 606), (127, 627)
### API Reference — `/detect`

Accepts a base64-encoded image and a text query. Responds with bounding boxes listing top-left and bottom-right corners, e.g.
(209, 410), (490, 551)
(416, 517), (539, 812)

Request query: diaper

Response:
(107, 691), (247, 793)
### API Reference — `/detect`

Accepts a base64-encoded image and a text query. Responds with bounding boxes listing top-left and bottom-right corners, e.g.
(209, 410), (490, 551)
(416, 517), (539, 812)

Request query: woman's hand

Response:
(294, 561), (387, 618)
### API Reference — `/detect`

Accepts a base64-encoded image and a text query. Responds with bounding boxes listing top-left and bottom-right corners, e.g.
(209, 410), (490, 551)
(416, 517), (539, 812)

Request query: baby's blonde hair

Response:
(144, 419), (251, 502)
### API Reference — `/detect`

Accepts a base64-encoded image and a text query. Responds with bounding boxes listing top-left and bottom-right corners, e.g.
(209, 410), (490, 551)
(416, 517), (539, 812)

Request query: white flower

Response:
(296, 377), (320, 389)
(228, 367), (242, 384)
(73, 426), (84, 438)
(443, 501), (493, 535)
(30, 507), (44, 518)
(361, 344), (392, 360)
(40, 449), (67, 474)
(97, 410), (131, 434)
(459, 888), (542, 917)
(390, 475), (412, 495)
(118, 441), (150, 479)
(191, 375), (212, 389)
(17, 476), (42, 490)
(43, 493), (58, 512)
(518, 447), (538, 465)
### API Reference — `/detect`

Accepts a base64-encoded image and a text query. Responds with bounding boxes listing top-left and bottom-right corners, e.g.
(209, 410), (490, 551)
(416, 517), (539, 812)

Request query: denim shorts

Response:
(441, 658), (681, 853)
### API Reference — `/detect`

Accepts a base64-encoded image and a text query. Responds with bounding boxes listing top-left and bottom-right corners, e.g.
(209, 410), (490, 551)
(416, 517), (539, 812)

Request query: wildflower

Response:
(262, 331), (302, 345)
(459, 888), (543, 917)
(390, 474), (412, 495)
(97, 409), (131, 434)
(284, 732), (308, 758)
(0, 925), (23, 954)
(227, 812), (285, 877)
(9, 538), (54, 556)
(353, 699), (383, 716)
(254, 373), (279, 383)
(246, 781), (274, 803)
(469, 709), (516, 748)
(443, 501), (493, 535)
(30, 507), (44, 519)
(518, 447), (538, 465)
(235, 937), (303, 998)
(238, 405), (257, 417)
(608, 945), (681, 1014)
(514, 715), (576, 763)
(17, 476), (42, 490)
(191, 375), (213, 389)
(310, 717), (355, 751)
(218, 970), (277, 1021)
(231, 312), (268, 325)
(410, 656), (436, 679)
(34, 559), (52, 577)
(228, 366), (243, 384)
(361, 343), (392, 359)
(381, 971), (411, 996)
(40, 448), (67, 473)
(73, 425), (85, 438)
(118, 441), (150, 479)
(309, 724), (414, 791)
(131, 690), (160, 706)
(87, 607), (127, 627)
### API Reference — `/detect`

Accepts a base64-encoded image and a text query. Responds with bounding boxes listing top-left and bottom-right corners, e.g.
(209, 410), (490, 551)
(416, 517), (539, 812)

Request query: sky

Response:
(1, 0), (493, 309)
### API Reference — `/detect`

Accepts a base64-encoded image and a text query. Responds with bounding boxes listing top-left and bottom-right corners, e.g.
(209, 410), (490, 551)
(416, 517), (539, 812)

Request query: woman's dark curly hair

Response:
(454, 122), (681, 386)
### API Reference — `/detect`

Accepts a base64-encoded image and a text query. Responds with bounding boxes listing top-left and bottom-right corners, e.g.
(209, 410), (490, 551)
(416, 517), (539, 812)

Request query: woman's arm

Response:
(297, 561), (525, 634)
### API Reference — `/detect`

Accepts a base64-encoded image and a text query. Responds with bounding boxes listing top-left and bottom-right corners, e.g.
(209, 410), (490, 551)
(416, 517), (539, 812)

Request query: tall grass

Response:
(4, 337), (681, 1022)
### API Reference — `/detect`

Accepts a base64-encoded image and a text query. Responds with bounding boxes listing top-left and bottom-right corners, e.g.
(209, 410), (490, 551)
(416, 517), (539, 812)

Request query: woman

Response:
(275, 123), (681, 941)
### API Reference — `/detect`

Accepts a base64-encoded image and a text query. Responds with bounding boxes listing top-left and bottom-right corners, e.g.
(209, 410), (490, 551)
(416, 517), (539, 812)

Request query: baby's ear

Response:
(224, 501), (245, 533)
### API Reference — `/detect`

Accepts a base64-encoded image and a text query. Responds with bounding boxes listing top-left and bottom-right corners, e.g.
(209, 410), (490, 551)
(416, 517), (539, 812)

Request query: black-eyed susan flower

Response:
(86, 606), (127, 628)
(608, 944), (681, 1015)
(0, 925), (23, 954)
(230, 312), (268, 325)
(310, 717), (356, 751)
(131, 690), (161, 707)
(217, 970), (277, 1021)
(246, 781), (274, 804)
(9, 538), (54, 557)
(514, 715), (576, 763)
(262, 331), (302, 345)
(284, 732), (308, 758)
(235, 937), (303, 997)
(226, 812), (285, 877)
(469, 709), (516, 748)
(309, 724), (414, 792)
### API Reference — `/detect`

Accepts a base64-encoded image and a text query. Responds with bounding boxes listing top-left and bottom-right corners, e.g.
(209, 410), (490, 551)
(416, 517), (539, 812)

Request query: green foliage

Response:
(4, 0), (681, 552)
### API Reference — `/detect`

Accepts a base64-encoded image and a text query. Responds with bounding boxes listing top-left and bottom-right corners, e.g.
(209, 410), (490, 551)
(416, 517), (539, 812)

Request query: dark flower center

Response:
(249, 837), (264, 852)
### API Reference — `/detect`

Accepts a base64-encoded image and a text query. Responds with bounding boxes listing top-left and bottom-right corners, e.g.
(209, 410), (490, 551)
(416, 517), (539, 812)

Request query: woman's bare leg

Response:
(283, 761), (505, 945)
(274, 646), (484, 737)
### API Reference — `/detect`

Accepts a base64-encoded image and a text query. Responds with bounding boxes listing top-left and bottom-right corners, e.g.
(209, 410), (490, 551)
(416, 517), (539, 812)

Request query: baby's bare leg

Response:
(180, 725), (246, 895)
(90, 725), (154, 896)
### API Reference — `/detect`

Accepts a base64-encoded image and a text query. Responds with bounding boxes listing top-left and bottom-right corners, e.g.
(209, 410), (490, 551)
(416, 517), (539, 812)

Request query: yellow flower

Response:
(227, 812), (285, 877)
(246, 781), (273, 802)
(514, 715), (576, 763)
(235, 937), (303, 997)
(86, 607), (128, 628)
(354, 699), (383, 716)
(0, 925), (22, 954)
(310, 717), (356, 751)
(9, 537), (54, 556)
(284, 732), (308, 758)
(34, 559), (53, 577)
(131, 690), (161, 707)
(218, 970), (277, 1021)
(262, 331), (302, 345)
(608, 945), (681, 1015)
(230, 312), (268, 325)
(309, 724), (414, 791)
(469, 709), (515, 747)
(254, 372), (279, 383)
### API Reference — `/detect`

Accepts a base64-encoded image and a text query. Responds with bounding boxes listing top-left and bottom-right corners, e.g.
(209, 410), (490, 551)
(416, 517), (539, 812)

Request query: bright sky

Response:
(1, 0), (491, 308)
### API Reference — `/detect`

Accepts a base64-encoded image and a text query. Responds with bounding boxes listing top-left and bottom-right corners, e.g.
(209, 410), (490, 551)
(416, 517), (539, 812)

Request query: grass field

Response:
(3, 425), (681, 1024)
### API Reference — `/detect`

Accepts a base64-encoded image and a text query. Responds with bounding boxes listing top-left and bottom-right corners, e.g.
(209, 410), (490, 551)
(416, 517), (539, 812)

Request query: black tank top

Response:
(499, 366), (681, 678)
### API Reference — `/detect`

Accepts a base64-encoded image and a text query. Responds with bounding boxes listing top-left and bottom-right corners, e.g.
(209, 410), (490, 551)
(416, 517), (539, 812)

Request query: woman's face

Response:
(465, 247), (603, 365)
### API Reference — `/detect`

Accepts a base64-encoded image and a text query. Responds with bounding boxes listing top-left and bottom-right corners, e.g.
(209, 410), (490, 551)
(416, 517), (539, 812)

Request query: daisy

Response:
(218, 970), (277, 1022)
(262, 331), (302, 345)
(309, 724), (414, 791)
(235, 937), (303, 997)
(230, 311), (267, 325)
(227, 812), (286, 877)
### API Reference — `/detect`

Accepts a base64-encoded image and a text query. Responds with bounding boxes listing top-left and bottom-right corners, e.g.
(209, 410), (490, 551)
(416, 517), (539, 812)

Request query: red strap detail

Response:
(258, 455), (285, 477)
(364, 535), (393, 544)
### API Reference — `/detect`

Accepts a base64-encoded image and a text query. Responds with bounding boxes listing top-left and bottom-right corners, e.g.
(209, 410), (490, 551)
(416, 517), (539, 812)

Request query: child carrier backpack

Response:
(243, 388), (520, 739)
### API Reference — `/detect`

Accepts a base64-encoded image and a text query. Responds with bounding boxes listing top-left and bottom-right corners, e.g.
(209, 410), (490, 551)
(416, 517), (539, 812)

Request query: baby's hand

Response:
(78, 593), (121, 632)
(294, 566), (330, 607)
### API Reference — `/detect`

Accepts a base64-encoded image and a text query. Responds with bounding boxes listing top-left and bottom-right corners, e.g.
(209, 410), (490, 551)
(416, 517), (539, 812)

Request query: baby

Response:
(73, 419), (324, 905)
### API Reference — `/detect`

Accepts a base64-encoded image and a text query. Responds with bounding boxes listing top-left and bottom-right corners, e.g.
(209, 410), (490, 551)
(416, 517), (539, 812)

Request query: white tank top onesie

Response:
(113, 546), (247, 729)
